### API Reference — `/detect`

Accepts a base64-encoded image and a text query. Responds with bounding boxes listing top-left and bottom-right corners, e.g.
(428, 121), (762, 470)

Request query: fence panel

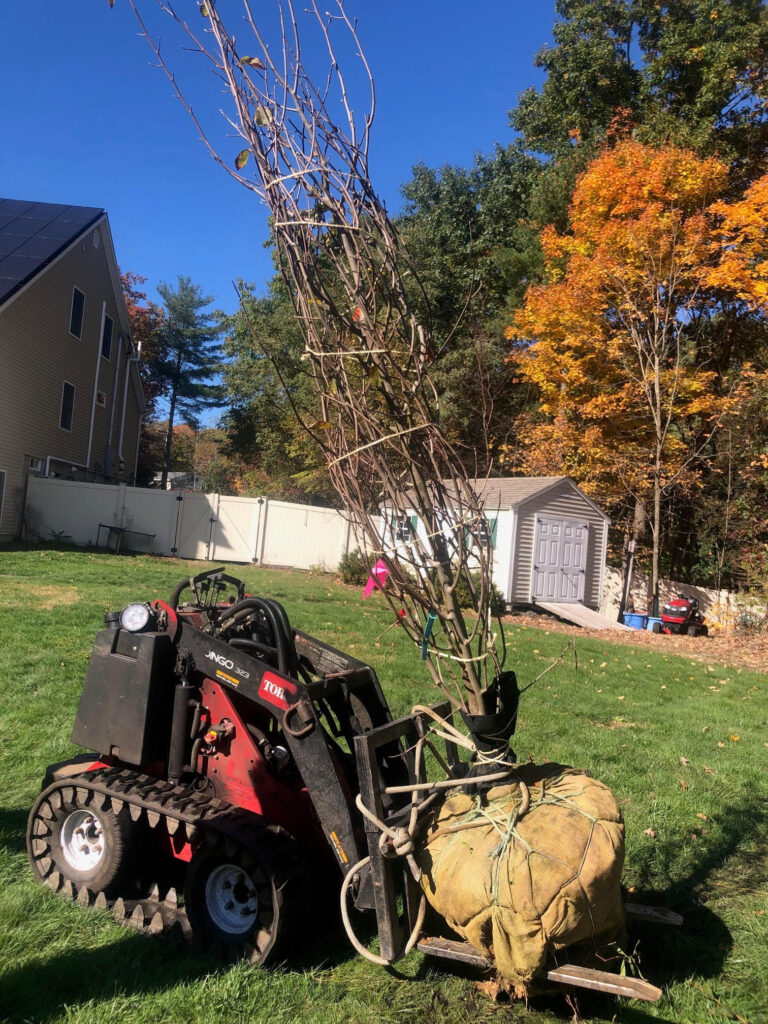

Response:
(211, 495), (261, 564)
(24, 478), (352, 569)
(117, 486), (176, 554)
(27, 478), (122, 546)
(175, 493), (217, 560)
(258, 500), (351, 570)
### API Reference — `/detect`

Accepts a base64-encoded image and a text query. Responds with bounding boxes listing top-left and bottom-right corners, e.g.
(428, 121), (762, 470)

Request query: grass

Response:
(0, 546), (766, 1024)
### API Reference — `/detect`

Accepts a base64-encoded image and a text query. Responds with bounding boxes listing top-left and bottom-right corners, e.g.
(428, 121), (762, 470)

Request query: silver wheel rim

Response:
(60, 809), (105, 872)
(205, 863), (259, 935)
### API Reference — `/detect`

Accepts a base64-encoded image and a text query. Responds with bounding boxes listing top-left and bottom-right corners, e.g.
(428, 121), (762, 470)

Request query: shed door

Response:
(531, 516), (588, 603)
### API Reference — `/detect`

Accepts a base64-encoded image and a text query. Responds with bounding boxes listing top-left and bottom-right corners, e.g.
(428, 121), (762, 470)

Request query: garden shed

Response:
(393, 476), (610, 611)
(481, 476), (610, 609)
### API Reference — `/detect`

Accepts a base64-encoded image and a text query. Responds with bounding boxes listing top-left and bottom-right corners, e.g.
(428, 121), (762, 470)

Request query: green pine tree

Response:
(153, 276), (224, 489)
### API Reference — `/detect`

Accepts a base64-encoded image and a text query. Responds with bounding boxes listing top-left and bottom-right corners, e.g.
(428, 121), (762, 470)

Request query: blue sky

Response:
(0, 2), (554, 316)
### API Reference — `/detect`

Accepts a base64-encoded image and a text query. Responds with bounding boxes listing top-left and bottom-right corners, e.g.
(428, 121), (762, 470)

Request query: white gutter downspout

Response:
(86, 301), (107, 469)
(132, 413), (143, 486)
(118, 342), (141, 472)
(106, 332), (126, 473)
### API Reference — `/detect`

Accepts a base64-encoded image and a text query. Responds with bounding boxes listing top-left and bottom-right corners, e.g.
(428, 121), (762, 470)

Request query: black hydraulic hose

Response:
(228, 636), (279, 659)
(169, 577), (193, 610)
(219, 598), (292, 676)
(262, 598), (298, 678)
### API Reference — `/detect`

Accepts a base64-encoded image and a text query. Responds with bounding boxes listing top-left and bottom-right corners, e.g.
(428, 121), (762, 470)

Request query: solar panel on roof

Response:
(0, 197), (104, 306)
(0, 253), (42, 281)
(0, 233), (27, 255)
(17, 237), (61, 259)
(39, 222), (86, 240)
(0, 199), (35, 216)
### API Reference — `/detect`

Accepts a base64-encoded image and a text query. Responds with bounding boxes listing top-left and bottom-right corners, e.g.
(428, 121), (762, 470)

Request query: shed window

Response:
(101, 314), (113, 359)
(391, 514), (417, 543)
(60, 382), (75, 431)
(69, 288), (85, 338)
(465, 516), (498, 550)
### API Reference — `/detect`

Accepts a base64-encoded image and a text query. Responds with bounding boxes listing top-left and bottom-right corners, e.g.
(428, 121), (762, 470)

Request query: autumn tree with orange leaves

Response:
(505, 140), (758, 609)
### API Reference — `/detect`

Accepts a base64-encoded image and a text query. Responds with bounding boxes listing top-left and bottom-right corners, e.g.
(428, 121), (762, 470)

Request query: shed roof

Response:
(398, 476), (609, 523)
(0, 198), (104, 307)
(465, 476), (569, 509)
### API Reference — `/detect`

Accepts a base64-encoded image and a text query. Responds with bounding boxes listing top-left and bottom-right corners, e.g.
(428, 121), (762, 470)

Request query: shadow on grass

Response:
(2, 786), (765, 1023)
(0, 808), (30, 855)
(0, 932), (222, 1024)
(624, 790), (768, 990)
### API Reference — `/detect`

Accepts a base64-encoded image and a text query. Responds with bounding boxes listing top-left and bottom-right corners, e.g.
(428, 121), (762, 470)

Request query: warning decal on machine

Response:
(258, 672), (297, 711)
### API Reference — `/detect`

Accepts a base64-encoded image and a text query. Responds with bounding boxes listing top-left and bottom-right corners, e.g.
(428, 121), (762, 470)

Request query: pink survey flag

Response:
(362, 559), (390, 599)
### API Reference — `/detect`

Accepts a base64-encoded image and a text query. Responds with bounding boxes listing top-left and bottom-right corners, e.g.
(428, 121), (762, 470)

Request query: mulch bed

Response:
(508, 610), (768, 671)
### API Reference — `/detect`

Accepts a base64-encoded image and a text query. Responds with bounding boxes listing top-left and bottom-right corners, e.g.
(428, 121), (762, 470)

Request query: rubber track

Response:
(27, 766), (299, 961)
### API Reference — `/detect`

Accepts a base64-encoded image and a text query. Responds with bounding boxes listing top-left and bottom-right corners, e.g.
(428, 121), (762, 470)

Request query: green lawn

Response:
(0, 547), (766, 1024)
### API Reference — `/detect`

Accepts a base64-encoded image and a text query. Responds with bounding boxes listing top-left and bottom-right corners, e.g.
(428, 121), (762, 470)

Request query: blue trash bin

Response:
(623, 613), (648, 630)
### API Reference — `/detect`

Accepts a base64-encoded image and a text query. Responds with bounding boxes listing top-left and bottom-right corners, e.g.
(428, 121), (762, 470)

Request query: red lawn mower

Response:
(661, 595), (708, 636)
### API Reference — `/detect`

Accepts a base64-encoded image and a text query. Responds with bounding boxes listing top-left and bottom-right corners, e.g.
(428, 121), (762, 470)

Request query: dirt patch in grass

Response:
(511, 610), (768, 670)
(590, 717), (647, 729)
(7, 581), (81, 610)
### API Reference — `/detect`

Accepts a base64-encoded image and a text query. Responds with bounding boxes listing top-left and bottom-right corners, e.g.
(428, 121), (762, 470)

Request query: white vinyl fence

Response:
(26, 477), (357, 569)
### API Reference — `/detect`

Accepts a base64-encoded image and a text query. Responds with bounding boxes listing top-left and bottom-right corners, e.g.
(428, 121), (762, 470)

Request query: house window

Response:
(0, 470), (5, 521)
(70, 287), (85, 338)
(60, 382), (75, 431)
(391, 514), (417, 543)
(96, 391), (107, 408)
(101, 315), (113, 359)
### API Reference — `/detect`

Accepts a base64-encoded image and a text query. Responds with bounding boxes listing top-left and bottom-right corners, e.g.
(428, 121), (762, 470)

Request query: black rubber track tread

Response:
(26, 767), (302, 960)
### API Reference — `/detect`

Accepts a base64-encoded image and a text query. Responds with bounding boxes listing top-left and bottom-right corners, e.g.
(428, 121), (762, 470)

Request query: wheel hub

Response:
(60, 809), (105, 872)
(205, 863), (259, 935)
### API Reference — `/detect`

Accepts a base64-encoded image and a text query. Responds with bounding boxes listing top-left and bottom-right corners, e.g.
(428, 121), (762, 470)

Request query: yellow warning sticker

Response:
(329, 830), (349, 864)
(216, 669), (240, 686)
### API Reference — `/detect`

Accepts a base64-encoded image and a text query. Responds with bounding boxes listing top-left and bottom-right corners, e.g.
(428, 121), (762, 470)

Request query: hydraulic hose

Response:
(218, 598), (293, 676)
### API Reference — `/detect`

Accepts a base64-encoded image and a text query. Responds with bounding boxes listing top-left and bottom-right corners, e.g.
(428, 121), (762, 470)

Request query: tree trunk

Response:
(651, 457), (661, 617)
(160, 389), (177, 490)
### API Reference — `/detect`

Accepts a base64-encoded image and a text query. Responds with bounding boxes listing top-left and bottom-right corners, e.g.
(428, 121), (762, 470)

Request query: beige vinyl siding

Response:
(0, 223), (141, 539)
(510, 480), (608, 608)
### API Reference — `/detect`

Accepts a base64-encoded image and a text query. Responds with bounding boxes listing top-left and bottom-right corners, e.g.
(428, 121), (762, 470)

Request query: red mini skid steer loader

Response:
(27, 568), (668, 1002)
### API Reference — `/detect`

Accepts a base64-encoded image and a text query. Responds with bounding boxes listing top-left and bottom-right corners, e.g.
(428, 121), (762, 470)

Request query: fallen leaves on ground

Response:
(512, 611), (768, 670)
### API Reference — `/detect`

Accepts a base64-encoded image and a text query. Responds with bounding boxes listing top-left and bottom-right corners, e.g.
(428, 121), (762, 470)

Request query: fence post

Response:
(254, 496), (268, 565)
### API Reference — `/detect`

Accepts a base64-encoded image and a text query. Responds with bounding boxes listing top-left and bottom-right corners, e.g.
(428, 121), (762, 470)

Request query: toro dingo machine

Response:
(27, 568), (667, 1003)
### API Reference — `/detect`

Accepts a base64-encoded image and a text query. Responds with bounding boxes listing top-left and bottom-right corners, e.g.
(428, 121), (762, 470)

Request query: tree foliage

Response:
(121, 271), (163, 417)
(221, 278), (337, 504)
(506, 140), (754, 601)
(512, 0), (768, 164)
(395, 148), (542, 466)
(153, 275), (225, 489)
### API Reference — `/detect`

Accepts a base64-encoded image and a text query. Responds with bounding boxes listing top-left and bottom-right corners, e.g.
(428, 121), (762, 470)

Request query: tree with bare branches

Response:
(123, 0), (507, 721)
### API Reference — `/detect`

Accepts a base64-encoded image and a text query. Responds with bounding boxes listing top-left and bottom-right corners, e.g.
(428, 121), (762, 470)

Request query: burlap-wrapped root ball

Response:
(417, 763), (625, 997)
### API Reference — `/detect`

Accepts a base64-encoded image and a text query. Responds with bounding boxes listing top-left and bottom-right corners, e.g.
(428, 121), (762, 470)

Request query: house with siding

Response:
(0, 198), (144, 541)
(391, 476), (610, 610)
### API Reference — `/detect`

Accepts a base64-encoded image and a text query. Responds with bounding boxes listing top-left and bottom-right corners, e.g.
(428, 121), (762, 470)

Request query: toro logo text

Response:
(258, 672), (297, 711)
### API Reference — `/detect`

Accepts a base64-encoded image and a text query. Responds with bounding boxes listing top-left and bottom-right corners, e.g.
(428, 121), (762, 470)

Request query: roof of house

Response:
(0, 198), (104, 307)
